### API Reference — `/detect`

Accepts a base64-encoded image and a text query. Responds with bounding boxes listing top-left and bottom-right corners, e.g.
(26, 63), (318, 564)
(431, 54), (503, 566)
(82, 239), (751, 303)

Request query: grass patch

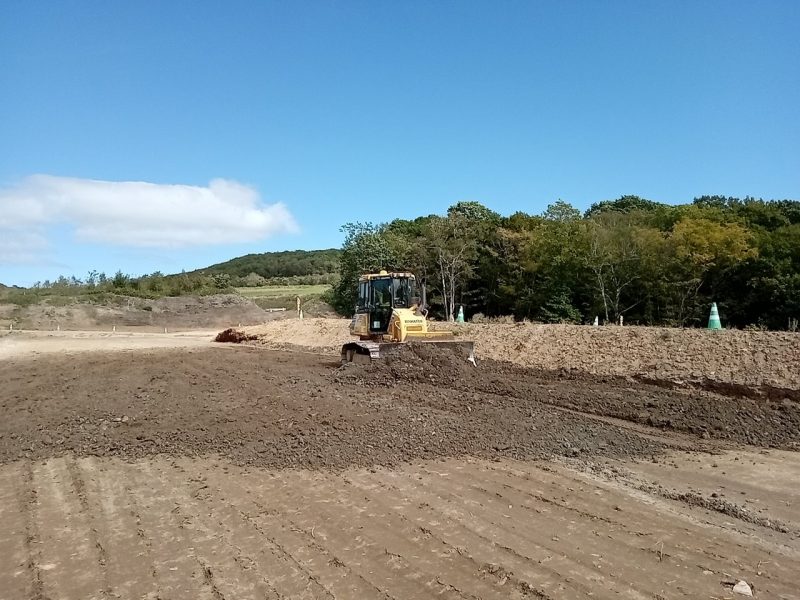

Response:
(235, 285), (332, 311)
(235, 285), (330, 298)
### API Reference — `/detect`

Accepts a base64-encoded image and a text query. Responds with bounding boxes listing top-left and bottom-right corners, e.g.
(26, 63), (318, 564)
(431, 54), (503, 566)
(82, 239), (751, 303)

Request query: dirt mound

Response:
(334, 342), (477, 387)
(334, 347), (800, 450)
(214, 328), (258, 343)
(241, 318), (800, 394)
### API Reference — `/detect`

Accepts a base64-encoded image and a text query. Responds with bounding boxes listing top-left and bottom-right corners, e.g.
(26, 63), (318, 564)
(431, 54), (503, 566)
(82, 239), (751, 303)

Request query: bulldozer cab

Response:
(356, 272), (417, 334)
(344, 270), (475, 365)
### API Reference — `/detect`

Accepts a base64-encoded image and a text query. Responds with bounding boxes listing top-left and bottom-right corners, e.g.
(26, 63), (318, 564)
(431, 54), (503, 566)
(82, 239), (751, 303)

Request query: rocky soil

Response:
(2, 342), (798, 470)
(0, 346), (666, 469)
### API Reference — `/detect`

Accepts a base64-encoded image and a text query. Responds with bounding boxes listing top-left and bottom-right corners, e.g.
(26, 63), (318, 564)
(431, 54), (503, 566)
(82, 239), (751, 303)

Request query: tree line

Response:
(329, 196), (800, 330)
(199, 249), (340, 279)
(6, 249), (342, 305)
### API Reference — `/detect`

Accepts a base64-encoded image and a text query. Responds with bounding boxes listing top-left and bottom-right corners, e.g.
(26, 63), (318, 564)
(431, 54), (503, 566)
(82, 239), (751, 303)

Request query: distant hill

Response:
(196, 249), (340, 279)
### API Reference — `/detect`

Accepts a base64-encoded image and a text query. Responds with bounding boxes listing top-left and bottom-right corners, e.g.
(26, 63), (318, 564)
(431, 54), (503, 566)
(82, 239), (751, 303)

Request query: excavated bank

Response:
(334, 343), (800, 450)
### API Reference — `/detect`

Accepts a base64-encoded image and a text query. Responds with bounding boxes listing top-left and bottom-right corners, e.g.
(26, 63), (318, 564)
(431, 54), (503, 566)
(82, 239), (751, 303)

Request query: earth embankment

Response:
(0, 293), (277, 331)
(241, 318), (800, 394)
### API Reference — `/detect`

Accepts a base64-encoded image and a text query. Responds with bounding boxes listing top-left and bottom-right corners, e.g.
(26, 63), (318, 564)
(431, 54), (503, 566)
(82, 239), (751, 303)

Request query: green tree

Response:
(668, 217), (756, 324)
(423, 214), (477, 321)
(581, 212), (665, 323)
(542, 200), (581, 223)
(331, 223), (399, 314)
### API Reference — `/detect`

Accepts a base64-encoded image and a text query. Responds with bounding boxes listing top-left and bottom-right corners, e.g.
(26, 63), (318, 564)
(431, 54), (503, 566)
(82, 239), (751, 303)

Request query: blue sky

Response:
(1, 0), (798, 286)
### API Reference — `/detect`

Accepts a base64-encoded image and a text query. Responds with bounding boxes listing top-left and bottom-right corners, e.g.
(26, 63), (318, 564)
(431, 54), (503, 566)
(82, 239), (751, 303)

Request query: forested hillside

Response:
(198, 249), (340, 280)
(330, 196), (800, 329)
(3, 249), (341, 305)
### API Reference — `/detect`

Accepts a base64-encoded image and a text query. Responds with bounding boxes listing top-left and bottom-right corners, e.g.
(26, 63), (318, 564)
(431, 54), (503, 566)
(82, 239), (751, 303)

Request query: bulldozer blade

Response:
(341, 340), (476, 366)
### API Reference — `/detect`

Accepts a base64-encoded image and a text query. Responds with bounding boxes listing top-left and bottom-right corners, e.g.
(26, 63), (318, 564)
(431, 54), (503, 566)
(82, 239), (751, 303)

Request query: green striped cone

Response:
(708, 302), (722, 330)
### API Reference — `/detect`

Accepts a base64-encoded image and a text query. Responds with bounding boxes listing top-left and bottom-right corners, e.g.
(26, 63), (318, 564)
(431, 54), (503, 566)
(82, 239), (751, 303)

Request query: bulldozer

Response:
(340, 270), (476, 365)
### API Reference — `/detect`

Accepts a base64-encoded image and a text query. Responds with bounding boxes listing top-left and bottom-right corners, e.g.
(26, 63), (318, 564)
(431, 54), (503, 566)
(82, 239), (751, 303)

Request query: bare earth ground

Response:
(0, 294), (284, 332)
(241, 318), (800, 392)
(0, 329), (799, 599)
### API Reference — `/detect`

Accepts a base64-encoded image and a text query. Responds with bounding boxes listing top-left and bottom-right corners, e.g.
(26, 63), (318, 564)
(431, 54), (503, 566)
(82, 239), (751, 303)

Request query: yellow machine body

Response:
(341, 271), (475, 364)
(350, 308), (454, 343)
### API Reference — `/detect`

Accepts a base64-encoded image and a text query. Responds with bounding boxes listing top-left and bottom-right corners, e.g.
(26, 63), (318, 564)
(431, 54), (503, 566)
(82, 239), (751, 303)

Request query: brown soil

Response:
(214, 327), (258, 343)
(3, 342), (798, 470)
(0, 346), (668, 468)
(1, 336), (799, 599)
(335, 343), (800, 449)
(242, 318), (800, 392)
(4, 454), (798, 600)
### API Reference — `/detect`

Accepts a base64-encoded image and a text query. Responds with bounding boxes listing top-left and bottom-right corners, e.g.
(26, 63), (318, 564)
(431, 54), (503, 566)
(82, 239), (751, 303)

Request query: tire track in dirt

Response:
(342, 469), (590, 599)
(63, 457), (111, 598)
(386, 464), (656, 599)
(327, 471), (550, 599)
(126, 462), (279, 600)
(74, 457), (159, 599)
(154, 463), (323, 600)
(422, 465), (790, 597)
(190, 461), (475, 599)
(453, 460), (798, 595)
(502, 461), (800, 596)
(30, 458), (107, 600)
(111, 462), (215, 600)
(178, 461), (391, 600)
(632, 450), (800, 528)
(259, 468), (529, 600)
(0, 462), (35, 600)
(561, 461), (800, 554)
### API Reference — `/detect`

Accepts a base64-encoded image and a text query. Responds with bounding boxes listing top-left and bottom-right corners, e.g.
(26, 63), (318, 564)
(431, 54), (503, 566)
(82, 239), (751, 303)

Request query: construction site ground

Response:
(0, 326), (798, 599)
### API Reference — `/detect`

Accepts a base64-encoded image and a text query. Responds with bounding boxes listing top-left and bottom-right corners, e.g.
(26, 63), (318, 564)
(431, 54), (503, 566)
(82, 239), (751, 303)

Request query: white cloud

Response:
(0, 175), (298, 263)
(0, 230), (49, 265)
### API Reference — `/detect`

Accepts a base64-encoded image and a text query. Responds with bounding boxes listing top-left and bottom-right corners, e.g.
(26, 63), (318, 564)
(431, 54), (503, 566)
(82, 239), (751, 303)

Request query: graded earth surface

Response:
(0, 326), (798, 599)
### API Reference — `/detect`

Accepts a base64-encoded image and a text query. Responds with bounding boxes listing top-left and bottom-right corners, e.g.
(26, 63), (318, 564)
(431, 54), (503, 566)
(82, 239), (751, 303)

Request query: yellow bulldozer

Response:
(340, 270), (476, 365)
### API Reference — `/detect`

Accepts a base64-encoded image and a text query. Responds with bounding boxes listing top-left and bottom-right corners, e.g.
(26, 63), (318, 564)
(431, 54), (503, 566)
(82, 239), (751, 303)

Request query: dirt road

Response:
(0, 333), (798, 598)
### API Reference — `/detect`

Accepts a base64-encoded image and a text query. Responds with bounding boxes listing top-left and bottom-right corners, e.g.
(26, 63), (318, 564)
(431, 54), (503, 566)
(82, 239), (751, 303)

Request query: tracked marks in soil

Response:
(128, 461), (280, 600)
(365, 467), (623, 598)
(3, 461), (40, 600)
(75, 458), (160, 599)
(180, 460), (394, 600)
(142, 460), (314, 599)
(450, 461), (745, 591)
(417, 461), (792, 597)
(258, 469), (516, 600)
(330, 472), (551, 600)
(483, 460), (800, 596)
(29, 457), (107, 600)
(342, 468), (579, 599)
(23, 462), (45, 600)
(115, 462), (214, 600)
(64, 456), (111, 597)
(200, 561), (228, 600)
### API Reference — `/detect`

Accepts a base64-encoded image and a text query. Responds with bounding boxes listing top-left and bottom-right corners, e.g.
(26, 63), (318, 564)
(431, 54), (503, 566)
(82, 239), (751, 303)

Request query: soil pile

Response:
(214, 328), (258, 343)
(0, 347), (666, 469)
(334, 342), (477, 388)
(335, 345), (800, 449)
(241, 318), (800, 393)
